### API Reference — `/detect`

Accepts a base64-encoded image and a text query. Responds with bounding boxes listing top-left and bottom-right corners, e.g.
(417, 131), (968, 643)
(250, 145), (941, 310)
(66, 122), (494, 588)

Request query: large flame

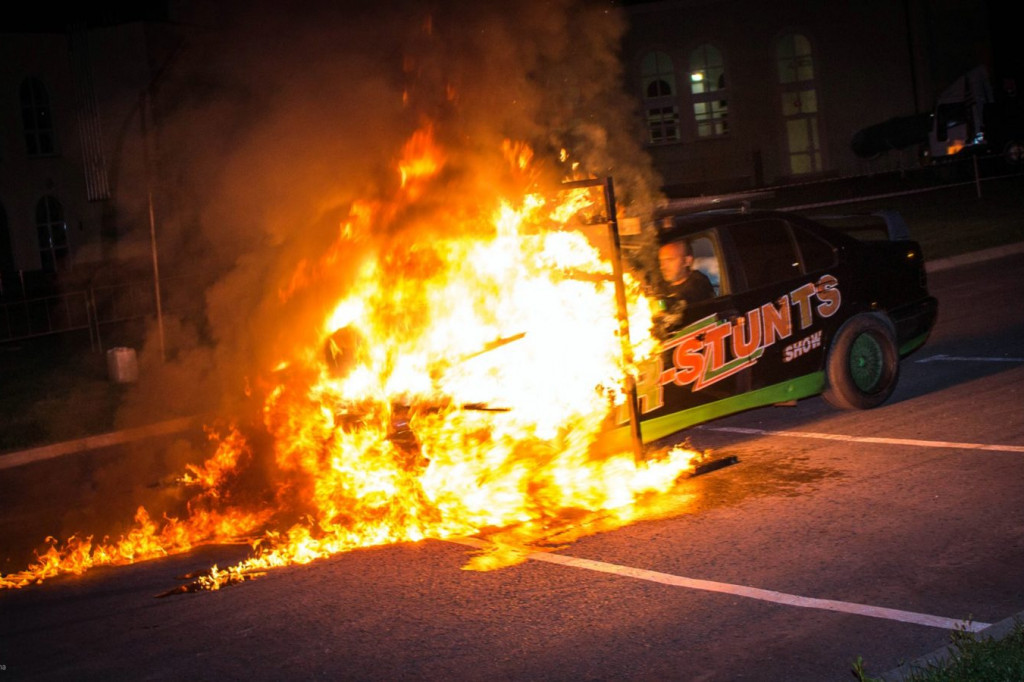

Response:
(1, 126), (701, 592)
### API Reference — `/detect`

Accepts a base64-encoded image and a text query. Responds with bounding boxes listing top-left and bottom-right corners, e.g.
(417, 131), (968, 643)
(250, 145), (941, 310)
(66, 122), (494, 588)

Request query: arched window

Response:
(20, 77), (57, 157)
(689, 44), (728, 137)
(776, 34), (822, 174)
(777, 33), (814, 84)
(36, 196), (70, 273)
(641, 51), (680, 144)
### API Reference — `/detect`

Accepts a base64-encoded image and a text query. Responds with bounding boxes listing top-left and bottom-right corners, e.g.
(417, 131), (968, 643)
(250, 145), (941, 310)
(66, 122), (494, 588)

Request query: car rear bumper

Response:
(891, 295), (938, 355)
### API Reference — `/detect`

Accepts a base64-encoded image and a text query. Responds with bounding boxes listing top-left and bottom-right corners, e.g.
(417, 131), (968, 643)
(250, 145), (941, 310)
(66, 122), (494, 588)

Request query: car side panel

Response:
(598, 209), (939, 451)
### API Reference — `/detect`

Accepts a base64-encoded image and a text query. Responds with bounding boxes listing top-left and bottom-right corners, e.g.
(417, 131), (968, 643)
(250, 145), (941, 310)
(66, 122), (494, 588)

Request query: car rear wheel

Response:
(822, 313), (899, 410)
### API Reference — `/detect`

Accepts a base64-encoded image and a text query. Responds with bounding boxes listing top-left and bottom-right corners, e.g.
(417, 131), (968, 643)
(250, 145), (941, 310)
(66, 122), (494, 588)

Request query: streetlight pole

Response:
(139, 89), (165, 362)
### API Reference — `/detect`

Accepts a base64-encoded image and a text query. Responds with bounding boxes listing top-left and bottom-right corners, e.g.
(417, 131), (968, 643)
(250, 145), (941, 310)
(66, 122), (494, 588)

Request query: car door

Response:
(718, 217), (842, 397)
(626, 226), (752, 444)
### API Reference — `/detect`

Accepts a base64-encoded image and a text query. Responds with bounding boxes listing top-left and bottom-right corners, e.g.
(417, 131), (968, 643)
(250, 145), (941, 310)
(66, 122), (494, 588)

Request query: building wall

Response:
(1, 32), (93, 276)
(0, 23), (161, 292)
(622, 0), (991, 195)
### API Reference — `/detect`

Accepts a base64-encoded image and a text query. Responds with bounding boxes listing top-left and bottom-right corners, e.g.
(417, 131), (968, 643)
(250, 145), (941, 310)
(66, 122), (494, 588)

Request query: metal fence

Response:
(0, 279), (159, 350)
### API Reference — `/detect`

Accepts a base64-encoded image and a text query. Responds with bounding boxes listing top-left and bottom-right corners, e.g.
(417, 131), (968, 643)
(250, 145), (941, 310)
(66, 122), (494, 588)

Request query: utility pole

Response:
(139, 89), (165, 362)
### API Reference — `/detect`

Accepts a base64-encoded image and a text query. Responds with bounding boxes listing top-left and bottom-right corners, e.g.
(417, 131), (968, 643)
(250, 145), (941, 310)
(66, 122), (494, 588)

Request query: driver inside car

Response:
(654, 238), (716, 334)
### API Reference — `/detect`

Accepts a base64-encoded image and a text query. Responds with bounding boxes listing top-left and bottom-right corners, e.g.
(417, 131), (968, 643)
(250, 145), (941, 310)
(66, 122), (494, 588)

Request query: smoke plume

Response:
(116, 0), (662, 429)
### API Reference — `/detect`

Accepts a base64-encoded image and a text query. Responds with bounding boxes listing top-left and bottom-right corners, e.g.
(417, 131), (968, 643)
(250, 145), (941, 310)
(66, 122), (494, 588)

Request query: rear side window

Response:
(687, 231), (727, 296)
(726, 220), (801, 291)
(792, 224), (836, 272)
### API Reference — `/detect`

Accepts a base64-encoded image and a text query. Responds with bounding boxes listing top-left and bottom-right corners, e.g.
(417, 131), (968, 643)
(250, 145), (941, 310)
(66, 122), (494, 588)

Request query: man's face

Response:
(658, 241), (692, 284)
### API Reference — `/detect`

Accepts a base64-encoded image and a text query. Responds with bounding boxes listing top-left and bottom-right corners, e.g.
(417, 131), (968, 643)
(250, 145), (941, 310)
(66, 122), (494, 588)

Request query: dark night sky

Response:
(3, 1), (1017, 73)
(0, 0), (169, 31)
(986, 1), (1022, 79)
(2, 1), (1018, 84)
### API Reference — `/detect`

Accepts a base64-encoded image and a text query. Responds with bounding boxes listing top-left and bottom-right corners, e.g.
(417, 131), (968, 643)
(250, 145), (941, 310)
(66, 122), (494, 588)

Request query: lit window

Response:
(777, 34), (814, 84)
(36, 196), (70, 273)
(20, 78), (57, 157)
(641, 51), (680, 144)
(776, 34), (822, 175)
(689, 44), (728, 137)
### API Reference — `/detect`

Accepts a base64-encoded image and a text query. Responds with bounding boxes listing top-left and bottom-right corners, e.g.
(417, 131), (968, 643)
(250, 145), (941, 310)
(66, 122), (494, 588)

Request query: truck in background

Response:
(922, 65), (1024, 166)
(850, 65), (1024, 168)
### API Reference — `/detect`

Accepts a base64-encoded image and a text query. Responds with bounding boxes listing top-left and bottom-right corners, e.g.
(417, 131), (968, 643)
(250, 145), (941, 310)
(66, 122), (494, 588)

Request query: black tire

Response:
(822, 314), (899, 410)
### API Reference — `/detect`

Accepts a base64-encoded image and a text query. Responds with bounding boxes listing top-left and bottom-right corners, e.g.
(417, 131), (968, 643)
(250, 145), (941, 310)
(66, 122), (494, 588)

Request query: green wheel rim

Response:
(849, 333), (884, 392)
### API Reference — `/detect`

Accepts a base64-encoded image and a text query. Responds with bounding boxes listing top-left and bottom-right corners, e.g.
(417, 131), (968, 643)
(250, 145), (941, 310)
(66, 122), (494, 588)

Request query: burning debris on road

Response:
(1, 0), (709, 593)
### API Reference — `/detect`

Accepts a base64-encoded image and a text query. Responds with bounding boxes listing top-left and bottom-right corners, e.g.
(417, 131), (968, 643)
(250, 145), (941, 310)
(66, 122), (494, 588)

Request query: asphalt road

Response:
(1, 253), (1022, 681)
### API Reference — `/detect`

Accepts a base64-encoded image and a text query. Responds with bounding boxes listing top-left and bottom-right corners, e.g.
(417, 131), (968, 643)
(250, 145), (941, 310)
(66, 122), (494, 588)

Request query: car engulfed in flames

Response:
(1, 127), (705, 593)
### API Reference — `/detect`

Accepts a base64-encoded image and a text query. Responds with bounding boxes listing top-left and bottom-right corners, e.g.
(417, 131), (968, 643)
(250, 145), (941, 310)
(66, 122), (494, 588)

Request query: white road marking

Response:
(0, 417), (199, 471)
(916, 353), (1024, 364)
(698, 426), (1024, 454)
(448, 537), (989, 631)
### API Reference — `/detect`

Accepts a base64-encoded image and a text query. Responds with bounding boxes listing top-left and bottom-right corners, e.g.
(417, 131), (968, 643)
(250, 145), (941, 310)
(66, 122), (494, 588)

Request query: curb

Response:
(880, 610), (1024, 681)
(925, 241), (1024, 273)
(0, 416), (200, 471)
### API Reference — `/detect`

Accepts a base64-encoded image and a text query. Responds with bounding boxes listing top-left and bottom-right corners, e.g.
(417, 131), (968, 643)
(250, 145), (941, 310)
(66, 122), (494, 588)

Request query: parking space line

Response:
(697, 426), (1024, 454)
(915, 353), (1024, 363)
(448, 537), (988, 632)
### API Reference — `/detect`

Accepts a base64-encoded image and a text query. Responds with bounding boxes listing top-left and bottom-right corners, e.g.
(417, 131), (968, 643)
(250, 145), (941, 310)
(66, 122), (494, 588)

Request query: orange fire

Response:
(1, 126), (703, 592)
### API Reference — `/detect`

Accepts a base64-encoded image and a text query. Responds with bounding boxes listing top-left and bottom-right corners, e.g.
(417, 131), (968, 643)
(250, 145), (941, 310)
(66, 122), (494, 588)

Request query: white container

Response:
(107, 347), (139, 383)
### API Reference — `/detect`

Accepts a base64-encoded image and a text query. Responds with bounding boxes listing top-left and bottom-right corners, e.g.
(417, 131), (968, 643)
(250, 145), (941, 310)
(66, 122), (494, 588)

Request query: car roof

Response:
(655, 208), (809, 245)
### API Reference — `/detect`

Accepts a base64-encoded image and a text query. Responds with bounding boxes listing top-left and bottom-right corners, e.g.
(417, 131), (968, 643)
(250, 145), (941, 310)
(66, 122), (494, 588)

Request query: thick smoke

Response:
(116, 0), (662, 430)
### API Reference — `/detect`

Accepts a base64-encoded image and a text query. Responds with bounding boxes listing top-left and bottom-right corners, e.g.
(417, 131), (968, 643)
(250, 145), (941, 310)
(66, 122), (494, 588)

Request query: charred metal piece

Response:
(689, 455), (740, 477)
(325, 325), (367, 377)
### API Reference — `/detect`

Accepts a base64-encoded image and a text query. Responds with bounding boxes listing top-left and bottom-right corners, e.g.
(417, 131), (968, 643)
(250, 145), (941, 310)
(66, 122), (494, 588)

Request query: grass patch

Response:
(853, 620), (1024, 681)
(760, 168), (1024, 261)
(836, 178), (1024, 261)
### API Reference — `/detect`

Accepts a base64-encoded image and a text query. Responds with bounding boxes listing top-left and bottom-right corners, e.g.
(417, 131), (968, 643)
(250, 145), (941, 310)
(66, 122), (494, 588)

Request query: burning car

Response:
(319, 184), (938, 464)
(597, 203), (938, 453)
(0, 154), (936, 593)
